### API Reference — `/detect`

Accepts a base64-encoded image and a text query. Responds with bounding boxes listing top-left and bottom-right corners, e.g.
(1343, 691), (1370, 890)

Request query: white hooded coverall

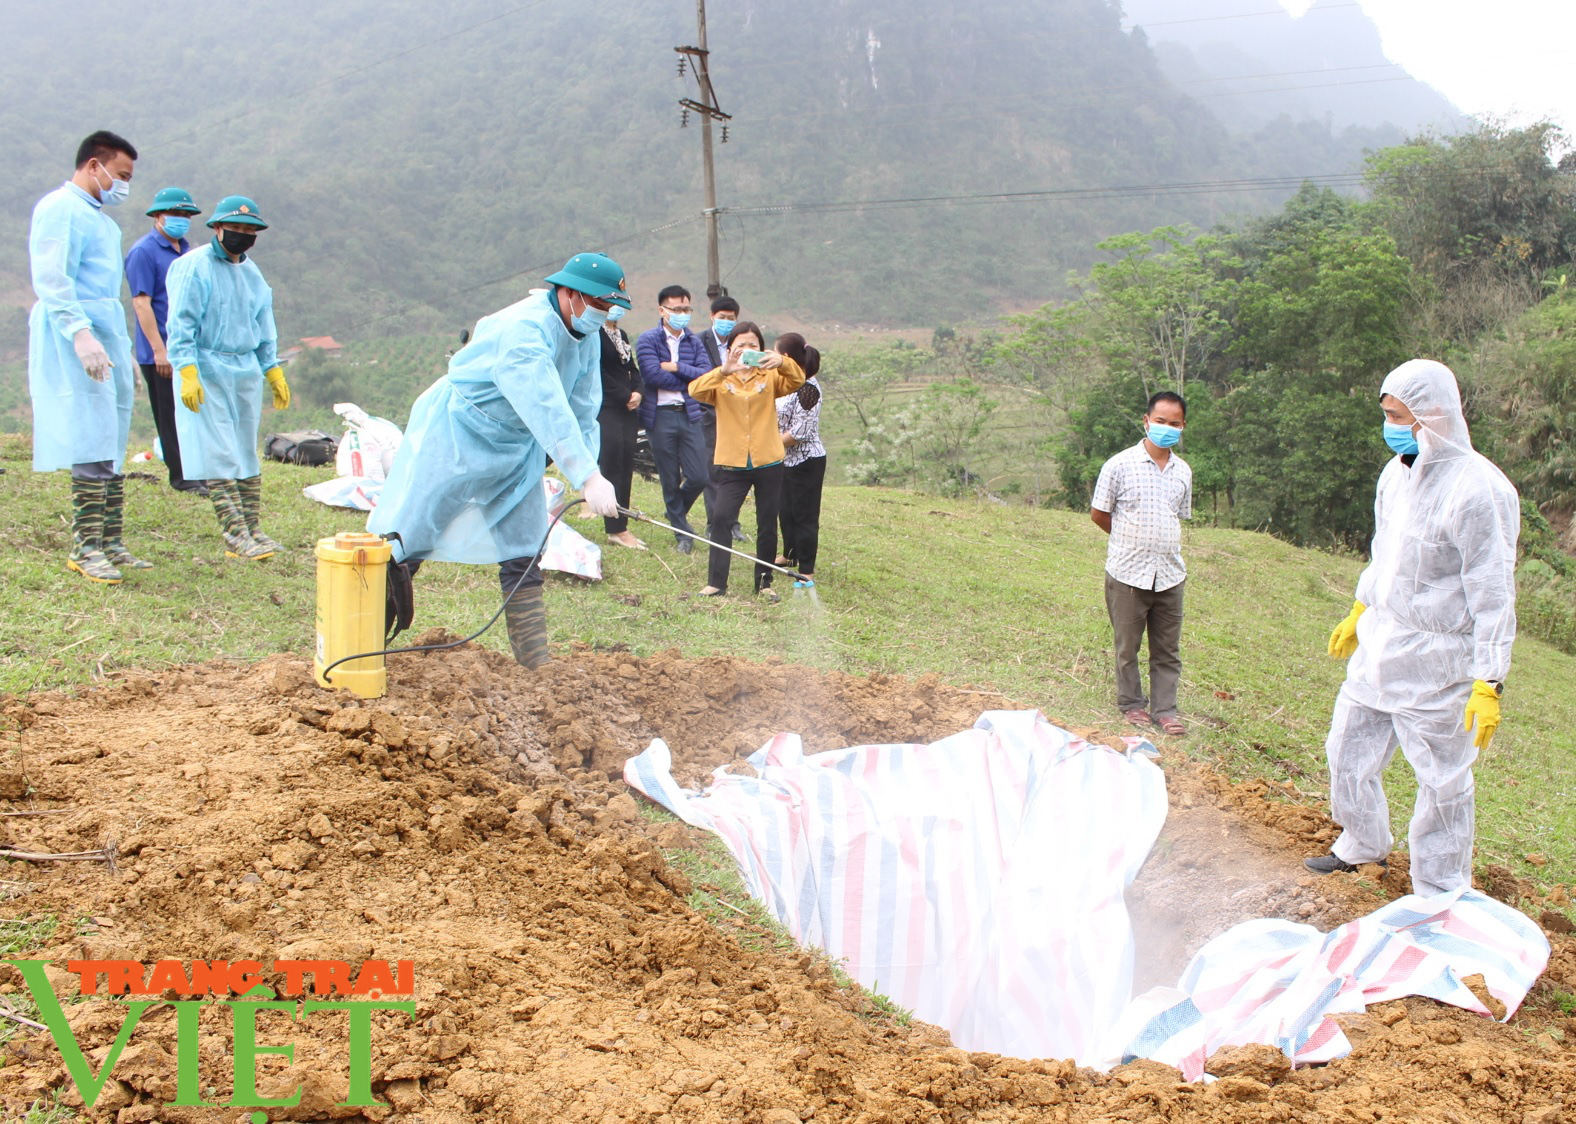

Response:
(1327, 359), (1519, 897)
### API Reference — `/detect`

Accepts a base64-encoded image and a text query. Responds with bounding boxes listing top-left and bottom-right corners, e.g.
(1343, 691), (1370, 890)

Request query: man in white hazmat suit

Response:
(27, 130), (144, 583)
(1306, 359), (1519, 898)
(368, 253), (626, 668)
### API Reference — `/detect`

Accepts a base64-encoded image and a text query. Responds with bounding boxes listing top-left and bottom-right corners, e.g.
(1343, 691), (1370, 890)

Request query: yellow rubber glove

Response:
(264, 366), (290, 410)
(179, 365), (204, 412)
(1463, 680), (1502, 749)
(1327, 600), (1365, 659)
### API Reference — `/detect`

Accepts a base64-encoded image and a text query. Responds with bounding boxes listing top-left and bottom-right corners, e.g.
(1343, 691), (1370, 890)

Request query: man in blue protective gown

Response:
(368, 253), (627, 668)
(27, 130), (143, 584)
(166, 195), (291, 561)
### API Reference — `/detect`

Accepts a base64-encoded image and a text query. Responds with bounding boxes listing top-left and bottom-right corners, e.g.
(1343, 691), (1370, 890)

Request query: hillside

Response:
(0, 0), (1457, 359)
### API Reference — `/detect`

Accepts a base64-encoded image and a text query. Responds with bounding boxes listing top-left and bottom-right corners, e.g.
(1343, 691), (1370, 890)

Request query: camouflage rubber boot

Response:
(236, 475), (282, 555)
(102, 475), (153, 570)
(502, 584), (550, 669)
(210, 481), (274, 560)
(66, 477), (122, 584)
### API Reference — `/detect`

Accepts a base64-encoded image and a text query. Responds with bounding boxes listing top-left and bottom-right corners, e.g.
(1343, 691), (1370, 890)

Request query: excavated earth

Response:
(0, 635), (1573, 1122)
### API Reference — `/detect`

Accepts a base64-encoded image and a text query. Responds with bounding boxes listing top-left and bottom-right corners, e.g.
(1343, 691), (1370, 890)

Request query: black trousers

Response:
(779, 455), (826, 574)
(708, 463), (784, 591)
(405, 555), (542, 593)
(648, 405), (709, 532)
(139, 363), (194, 490)
(597, 405), (638, 534)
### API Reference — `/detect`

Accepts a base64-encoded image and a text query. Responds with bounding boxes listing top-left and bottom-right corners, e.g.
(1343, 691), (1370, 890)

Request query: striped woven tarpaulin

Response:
(626, 709), (1168, 1063)
(1110, 887), (1550, 1078)
(625, 710), (1550, 1072)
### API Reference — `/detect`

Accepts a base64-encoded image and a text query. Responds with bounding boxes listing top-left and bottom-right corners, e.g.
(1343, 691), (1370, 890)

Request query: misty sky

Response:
(1281, 0), (1573, 131)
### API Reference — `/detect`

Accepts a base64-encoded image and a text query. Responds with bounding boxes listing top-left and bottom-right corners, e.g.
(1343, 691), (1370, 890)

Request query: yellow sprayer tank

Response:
(314, 531), (392, 698)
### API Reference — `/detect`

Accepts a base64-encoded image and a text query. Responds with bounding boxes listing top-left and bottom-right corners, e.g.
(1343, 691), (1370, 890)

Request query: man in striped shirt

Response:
(1090, 391), (1192, 737)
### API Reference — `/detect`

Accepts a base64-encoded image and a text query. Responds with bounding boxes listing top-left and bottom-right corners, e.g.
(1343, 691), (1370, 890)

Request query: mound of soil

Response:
(0, 637), (1572, 1122)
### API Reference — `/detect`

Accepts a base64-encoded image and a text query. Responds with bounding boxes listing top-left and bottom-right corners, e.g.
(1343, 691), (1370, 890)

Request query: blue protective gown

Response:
(27, 182), (136, 472)
(164, 240), (278, 480)
(369, 287), (602, 565)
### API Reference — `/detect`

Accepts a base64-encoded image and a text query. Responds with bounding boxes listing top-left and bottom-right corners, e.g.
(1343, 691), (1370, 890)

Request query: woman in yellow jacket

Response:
(688, 321), (805, 600)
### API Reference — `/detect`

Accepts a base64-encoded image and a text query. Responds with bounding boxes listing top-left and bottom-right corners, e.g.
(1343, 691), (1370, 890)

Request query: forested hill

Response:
(0, 0), (1446, 352)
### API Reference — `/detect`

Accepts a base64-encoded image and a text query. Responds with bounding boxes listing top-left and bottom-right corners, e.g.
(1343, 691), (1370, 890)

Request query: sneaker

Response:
(66, 550), (122, 584)
(224, 531), (276, 561)
(1304, 853), (1387, 875)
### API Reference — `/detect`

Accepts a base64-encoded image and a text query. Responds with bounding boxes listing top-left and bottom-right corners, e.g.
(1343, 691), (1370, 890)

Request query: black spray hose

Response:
(320, 497), (586, 683)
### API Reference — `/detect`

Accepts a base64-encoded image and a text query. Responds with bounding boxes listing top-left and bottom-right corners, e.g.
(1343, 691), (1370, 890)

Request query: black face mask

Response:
(219, 229), (257, 257)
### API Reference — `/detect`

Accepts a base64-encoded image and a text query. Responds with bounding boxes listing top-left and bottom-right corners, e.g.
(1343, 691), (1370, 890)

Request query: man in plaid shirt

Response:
(1090, 391), (1192, 736)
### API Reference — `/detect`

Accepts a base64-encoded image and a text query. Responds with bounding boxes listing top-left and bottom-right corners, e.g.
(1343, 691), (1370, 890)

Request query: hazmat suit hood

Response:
(1380, 358), (1474, 465)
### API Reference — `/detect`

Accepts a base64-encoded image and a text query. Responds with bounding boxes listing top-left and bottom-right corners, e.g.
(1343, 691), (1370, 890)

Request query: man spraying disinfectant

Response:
(368, 253), (627, 668)
(1307, 359), (1519, 898)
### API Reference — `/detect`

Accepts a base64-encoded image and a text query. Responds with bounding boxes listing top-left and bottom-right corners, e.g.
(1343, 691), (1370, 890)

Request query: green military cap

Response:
(544, 252), (631, 309)
(145, 186), (201, 216)
(206, 195), (269, 230)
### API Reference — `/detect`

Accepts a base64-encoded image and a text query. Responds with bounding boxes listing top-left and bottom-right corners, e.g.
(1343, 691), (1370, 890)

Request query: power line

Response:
(339, 213), (702, 335)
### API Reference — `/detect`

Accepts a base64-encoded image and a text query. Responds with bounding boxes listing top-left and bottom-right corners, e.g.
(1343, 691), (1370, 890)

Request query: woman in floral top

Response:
(774, 334), (826, 581)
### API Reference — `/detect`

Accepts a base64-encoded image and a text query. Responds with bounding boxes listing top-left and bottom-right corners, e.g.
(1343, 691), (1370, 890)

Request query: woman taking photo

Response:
(596, 305), (644, 549)
(773, 334), (825, 583)
(688, 321), (805, 600)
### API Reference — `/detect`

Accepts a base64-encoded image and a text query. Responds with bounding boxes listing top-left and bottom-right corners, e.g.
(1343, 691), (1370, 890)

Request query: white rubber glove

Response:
(582, 472), (618, 518)
(73, 330), (113, 382)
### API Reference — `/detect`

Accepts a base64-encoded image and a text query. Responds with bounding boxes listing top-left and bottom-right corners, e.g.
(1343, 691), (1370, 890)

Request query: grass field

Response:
(2, 432), (1573, 893)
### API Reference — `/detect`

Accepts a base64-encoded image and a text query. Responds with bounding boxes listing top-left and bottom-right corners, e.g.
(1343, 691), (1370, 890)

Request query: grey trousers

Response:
(1105, 575), (1184, 718)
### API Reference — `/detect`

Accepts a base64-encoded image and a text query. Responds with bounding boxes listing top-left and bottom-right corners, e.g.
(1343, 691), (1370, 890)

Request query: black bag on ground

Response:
(263, 430), (338, 466)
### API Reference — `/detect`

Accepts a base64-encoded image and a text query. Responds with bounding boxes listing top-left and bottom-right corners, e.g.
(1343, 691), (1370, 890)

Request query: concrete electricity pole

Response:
(676, 0), (731, 299)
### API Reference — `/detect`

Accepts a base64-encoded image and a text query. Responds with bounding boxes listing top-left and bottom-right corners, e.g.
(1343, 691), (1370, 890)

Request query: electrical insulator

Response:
(677, 58), (687, 77)
(681, 108), (690, 128)
(721, 125), (730, 144)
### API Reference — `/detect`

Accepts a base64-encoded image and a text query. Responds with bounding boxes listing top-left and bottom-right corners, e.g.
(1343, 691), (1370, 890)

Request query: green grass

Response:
(3, 432), (1575, 892)
(17, 1093), (76, 1124)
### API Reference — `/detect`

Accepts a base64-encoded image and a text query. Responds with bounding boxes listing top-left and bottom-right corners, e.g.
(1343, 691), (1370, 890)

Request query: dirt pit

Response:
(0, 636), (1573, 1122)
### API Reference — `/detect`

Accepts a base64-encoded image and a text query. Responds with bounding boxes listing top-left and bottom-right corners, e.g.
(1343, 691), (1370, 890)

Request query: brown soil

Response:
(0, 636), (1572, 1123)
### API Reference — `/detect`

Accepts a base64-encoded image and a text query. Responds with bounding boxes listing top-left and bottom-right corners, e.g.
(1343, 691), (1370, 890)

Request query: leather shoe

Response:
(1304, 853), (1387, 875)
(676, 537), (693, 555)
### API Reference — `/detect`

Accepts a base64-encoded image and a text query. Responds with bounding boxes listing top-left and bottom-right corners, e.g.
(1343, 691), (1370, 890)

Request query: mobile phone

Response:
(741, 349), (768, 367)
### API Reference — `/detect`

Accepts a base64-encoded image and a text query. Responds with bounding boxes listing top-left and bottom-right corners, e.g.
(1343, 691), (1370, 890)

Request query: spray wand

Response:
(615, 505), (813, 586)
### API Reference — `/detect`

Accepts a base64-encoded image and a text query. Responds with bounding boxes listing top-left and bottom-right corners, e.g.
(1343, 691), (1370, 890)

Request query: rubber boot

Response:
(101, 475), (152, 570)
(236, 475), (282, 555)
(66, 478), (122, 584)
(502, 584), (549, 669)
(210, 481), (274, 560)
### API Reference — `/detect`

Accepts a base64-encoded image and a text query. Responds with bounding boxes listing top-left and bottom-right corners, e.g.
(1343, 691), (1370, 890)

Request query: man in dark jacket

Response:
(635, 285), (711, 553)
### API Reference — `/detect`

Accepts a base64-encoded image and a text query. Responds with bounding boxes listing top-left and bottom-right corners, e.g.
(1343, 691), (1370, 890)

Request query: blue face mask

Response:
(607, 305), (626, 322)
(666, 312), (691, 331)
(97, 169), (130, 207)
(572, 303), (609, 334)
(1146, 422), (1182, 448)
(161, 215), (191, 239)
(713, 318), (735, 336)
(1383, 420), (1419, 455)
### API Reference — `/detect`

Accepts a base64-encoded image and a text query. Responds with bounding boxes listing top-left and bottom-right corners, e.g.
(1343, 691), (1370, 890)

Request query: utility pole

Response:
(675, 0), (731, 299)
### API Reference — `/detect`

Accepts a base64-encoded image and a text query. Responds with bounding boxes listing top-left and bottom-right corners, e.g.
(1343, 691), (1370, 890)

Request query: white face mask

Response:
(94, 164), (130, 207)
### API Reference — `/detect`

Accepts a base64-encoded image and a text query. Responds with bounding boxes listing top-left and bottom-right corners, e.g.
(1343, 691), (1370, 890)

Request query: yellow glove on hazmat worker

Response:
(264, 366), (291, 410)
(179, 365), (204, 412)
(1463, 680), (1502, 749)
(1327, 600), (1365, 659)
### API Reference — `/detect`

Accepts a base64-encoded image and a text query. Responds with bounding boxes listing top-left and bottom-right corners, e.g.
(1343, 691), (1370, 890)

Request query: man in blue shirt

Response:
(635, 285), (713, 553)
(125, 186), (203, 493)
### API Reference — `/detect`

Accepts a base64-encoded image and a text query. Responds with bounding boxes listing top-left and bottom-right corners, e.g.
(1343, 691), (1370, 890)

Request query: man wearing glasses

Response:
(635, 285), (713, 553)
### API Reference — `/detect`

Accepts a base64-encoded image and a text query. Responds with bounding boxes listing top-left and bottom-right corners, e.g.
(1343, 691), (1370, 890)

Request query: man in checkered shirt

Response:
(1090, 391), (1192, 737)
